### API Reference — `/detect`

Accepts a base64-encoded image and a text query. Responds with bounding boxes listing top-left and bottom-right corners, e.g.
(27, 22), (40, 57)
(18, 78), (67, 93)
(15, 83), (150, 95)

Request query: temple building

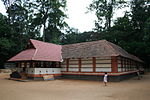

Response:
(8, 39), (143, 81)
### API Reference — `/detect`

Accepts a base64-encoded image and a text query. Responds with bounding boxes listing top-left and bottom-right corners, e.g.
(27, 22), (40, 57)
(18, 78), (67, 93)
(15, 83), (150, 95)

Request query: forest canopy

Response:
(0, 0), (150, 69)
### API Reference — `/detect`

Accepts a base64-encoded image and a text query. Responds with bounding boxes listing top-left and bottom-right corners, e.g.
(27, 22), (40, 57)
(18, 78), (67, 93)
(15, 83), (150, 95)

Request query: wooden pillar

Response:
(93, 57), (96, 72)
(78, 58), (81, 72)
(130, 59), (131, 71)
(124, 58), (126, 71)
(24, 62), (27, 68)
(127, 59), (129, 71)
(111, 56), (118, 73)
(18, 62), (21, 68)
(30, 61), (33, 68)
(132, 60), (133, 70)
(58, 62), (61, 68)
(121, 57), (123, 72)
(66, 59), (69, 72)
(129, 59), (130, 70)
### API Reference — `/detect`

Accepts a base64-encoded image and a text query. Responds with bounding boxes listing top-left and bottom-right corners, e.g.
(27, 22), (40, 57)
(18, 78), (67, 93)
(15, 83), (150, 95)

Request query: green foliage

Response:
(61, 28), (101, 45)
(0, 0), (150, 69)
(25, 0), (67, 43)
(88, 0), (126, 31)
(0, 13), (16, 68)
(62, 1), (150, 66)
(0, 0), (67, 67)
(144, 17), (150, 42)
(101, 0), (150, 68)
(61, 28), (80, 44)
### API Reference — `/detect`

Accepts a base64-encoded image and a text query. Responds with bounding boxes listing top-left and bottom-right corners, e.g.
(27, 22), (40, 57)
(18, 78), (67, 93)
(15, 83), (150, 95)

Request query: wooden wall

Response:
(61, 56), (143, 73)
(117, 56), (143, 72)
(61, 57), (112, 73)
(95, 57), (111, 72)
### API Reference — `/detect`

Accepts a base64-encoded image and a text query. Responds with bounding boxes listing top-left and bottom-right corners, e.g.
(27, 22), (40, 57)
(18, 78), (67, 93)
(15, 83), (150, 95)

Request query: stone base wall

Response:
(27, 75), (62, 81)
(62, 72), (137, 82)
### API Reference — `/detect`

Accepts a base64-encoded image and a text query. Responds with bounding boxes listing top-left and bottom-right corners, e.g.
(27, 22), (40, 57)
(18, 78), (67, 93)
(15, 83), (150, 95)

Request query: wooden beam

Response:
(121, 57), (123, 72)
(66, 59), (69, 72)
(58, 62), (61, 68)
(124, 58), (126, 71)
(93, 57), (96, 72)
(78, 58), (81, 72)
(111, 56), (118, 73)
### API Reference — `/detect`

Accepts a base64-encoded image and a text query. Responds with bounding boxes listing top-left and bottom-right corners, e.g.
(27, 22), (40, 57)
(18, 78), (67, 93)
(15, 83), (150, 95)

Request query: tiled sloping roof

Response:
(8, 49), (36, 61)
(62, 40), (143, 62)
(107, 41), (143, 62)
(8, 39), (62, 62)
(62, 40), (118, 59)
(8, 39), (142, 62)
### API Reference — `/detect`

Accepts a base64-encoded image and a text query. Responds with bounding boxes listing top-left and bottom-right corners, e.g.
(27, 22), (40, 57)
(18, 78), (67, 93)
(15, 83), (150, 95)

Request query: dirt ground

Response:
(0, 73), (150, 100)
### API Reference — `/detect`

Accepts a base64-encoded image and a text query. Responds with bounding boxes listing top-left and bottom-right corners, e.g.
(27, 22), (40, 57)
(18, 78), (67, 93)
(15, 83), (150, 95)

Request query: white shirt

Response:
(103, 74), (108, 82)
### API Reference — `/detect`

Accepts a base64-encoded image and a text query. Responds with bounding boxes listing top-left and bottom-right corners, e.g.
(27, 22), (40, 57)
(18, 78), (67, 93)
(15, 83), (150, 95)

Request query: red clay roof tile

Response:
(8, 39), (62, 62)
(8, 39), (143, 63)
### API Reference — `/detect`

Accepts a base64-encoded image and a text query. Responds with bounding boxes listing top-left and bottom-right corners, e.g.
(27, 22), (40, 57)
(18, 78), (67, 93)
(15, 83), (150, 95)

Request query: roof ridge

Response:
(63, 40), (107, 46)
(31, 49), (38, 60)
(30, 39), (61, 46)
(29, 39), (36, 49)
(104, 40), (120, 56)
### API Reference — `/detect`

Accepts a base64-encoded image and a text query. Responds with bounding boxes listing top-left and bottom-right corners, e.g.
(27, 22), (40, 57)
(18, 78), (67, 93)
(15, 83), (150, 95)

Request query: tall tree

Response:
(0, 13), (16, 68)
(26, 0), (67, 43)
(131, 0), (150, 41)
(101, 0), (150, 69)
(2, 0), (32, 50)
(131, 0), (150, 69)
(88, 0), (126, 31)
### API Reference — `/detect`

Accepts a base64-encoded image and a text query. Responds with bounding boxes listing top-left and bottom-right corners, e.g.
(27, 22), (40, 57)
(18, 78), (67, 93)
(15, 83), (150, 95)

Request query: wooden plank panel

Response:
(95, 68), (111, 72)
(81, 68), (93, 72)
(118, 64), (121, 67)
(118, 68), (122, 72)
(96, 64), (111, 67)
(82, 60), (92, 64)
(61, 68), (67, 71)
(81, 64), (93, 67)
(96, 56), (111, 60)
(68, 68), (79, 72)
(96, 60), (111, 63)
(69, 60), (78, 64)
(79, 58), (81, 72)
(82, 58), (93, 60)
(69, 65), (79, 67)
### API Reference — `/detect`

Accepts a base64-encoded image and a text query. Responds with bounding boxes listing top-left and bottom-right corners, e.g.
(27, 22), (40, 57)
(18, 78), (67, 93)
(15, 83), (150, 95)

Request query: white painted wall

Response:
(68, 68), (79, 71)
(96, 68), (111, 72)
(34, 68), (61, 74)
(96, 64), (111, 67)
(118, 68), (122, 72)
(61, 68), (67, 71)
(81, 64), (93, 67)
(69, 65), (79, 67)
(26, 68), (34, 74)
(16, 68), (61, 75)
(81, 68), (93, 72)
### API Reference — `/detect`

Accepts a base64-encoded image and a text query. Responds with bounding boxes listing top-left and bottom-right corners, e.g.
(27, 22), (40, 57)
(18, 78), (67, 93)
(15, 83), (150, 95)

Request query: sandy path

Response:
(0, 73), (150, 100)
